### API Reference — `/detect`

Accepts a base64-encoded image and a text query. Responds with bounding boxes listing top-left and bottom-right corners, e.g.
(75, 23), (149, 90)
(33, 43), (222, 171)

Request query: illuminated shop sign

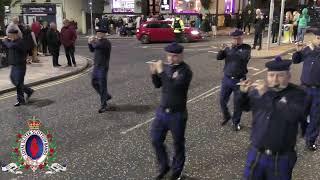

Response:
(112, 0), (134, 13)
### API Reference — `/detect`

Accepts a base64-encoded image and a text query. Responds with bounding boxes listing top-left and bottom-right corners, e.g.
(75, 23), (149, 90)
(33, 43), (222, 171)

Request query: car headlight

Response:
(191, 30), (199, 35)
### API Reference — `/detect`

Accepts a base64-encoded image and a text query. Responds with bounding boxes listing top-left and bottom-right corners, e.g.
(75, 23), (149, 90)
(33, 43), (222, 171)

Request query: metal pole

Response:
(216, 0), (219, 25)
(267, 0), (274, 50)
(277, 0), (285, 45)
(89, 0), (93, 36)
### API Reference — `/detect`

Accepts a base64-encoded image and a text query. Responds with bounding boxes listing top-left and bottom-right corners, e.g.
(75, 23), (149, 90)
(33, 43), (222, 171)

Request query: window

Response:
(173, 0), (201, 14)
(160, 23), (171, 28)
(147, 23), (161, 28)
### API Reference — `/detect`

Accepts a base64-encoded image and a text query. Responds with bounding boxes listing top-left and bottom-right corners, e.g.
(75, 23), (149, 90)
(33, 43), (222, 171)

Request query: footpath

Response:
(0, 54), (89, 94)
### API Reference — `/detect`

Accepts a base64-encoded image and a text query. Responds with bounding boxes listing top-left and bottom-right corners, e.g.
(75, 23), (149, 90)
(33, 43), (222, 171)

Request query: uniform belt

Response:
(159, 107), (184, 113)
(226, 75), (246, 80)
(253, 146), (294, 156)
(303, 84), (320, 88)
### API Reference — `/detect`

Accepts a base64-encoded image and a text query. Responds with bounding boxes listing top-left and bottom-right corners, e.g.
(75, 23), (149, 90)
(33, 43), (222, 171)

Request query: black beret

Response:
(313, 28), (320, 36)
(230, 29), (244, 37)
(265, 56), (292, 71)
(7, 29), (19, 34)
(164, 42), (184, 54)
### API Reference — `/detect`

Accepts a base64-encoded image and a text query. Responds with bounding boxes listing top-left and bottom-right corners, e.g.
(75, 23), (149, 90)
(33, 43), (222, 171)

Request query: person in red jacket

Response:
(60, 19), (77, 67)
(31, 20), (41, 40)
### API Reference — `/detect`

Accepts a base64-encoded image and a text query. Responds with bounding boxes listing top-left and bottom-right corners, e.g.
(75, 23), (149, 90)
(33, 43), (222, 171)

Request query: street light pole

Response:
(89, 0), (93, 36)
(267, 0), (274, 50)
(277, 0), (286, 45)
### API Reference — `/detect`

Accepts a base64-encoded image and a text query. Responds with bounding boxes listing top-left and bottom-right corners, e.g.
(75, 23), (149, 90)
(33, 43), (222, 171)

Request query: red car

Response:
(136, 21), (202, 44)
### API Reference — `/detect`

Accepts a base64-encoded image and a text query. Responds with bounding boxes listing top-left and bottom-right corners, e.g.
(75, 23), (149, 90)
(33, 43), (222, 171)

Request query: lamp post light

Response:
(89, 0), (93, 36)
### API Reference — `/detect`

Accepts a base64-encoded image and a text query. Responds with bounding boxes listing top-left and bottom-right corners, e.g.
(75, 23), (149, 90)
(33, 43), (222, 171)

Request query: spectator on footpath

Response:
(60, 19), (77, 67)
(252, 9), (265, 50)
(136, 15), (145, 29)
(293, 11), (300, 43)
(39, 21), (49, 56)
(243, 7), (254, 35)
(31, 20), (41, 41)
(195, 14), (202, 29)
(23, 25), (39, 63)
(224, 9), (232, 27)
(272, 15), (280, 43)
(285, 11), (294, 43)
(47, 23), (61, 67)
(297, 8), (310, 43)
(236, 11), (244, 30)
(211, 15), (218, 38)
(6, 16), (23, 38)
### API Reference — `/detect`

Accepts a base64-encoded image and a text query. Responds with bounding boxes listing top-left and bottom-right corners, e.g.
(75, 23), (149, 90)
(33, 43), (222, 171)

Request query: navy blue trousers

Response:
(220, 75), (243, 124)
(91, 67), (111, 107)
(10, 66), (33, 103)
(151, 109), (187, 176)
(304, 87), (320, 144)
(243, 147), (297, 180)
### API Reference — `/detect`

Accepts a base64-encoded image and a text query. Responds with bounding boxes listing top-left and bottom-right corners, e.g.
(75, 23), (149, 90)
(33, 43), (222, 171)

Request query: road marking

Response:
(120, 68), (268, 135)
(208, 51), (218, 53)
(248, 67), (260, 71)
(120, 86), (221, 135)
(0, 67), (92, 101)
(252, 68), (267, 76)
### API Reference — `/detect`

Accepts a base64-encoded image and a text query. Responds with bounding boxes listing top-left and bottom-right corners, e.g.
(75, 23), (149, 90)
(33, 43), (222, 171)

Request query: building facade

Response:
(8, 0), (88, 34)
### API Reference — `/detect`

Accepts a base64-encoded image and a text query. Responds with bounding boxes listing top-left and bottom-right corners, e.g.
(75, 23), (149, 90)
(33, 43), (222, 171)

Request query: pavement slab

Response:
(0, 55), (89, 94)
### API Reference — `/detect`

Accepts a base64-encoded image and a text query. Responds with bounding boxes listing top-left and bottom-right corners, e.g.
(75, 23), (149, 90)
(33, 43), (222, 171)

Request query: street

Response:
(0, 37), (319, 180)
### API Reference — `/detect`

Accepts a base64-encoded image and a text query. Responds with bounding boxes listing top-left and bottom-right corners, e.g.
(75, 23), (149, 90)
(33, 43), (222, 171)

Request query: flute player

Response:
(292, 28), (320, 151)
(238, 56), (307, 180)
(216, 29), (251, 131)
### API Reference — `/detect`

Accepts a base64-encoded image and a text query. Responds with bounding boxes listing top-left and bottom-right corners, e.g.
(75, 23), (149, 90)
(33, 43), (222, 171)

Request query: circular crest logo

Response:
(1, 116), (66, 174)
(19, 120), (49, 171)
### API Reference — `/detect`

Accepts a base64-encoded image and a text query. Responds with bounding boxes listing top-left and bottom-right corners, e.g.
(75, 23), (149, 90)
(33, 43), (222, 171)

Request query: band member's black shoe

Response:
(232, 123), (241, 131)
(306, 143), (317, 151)
(98, 106), (108, 113)
(221, 115), (231, 126)
(14, 102), (25, 107)
(155, 166), (170, 180)
(170, 172), (182, 180)
(26, 89), (34, 102)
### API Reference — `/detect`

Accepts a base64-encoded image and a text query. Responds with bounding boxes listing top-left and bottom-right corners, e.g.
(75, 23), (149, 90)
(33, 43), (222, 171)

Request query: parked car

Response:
(136, 21), (202, 44)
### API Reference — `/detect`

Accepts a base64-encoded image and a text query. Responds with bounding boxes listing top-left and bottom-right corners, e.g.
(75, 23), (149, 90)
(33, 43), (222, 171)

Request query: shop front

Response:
(112, 0), (135, 13)
(172, 0), (201, 14)
(21, 4), (56, 25)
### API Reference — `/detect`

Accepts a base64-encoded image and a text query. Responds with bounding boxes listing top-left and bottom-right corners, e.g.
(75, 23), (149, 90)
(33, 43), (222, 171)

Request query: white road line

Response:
(208, 51), (218, 53)
(120, 67), (268, 135)
(0, 67), (92, 101)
